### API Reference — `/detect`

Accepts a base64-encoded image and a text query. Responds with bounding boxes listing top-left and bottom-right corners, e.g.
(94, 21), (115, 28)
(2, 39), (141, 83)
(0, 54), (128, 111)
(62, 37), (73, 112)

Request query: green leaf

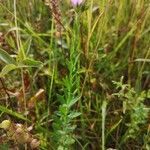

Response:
(68, 112), (81, 119)
(59, 104), (68, 115)
(0, 64), (17, 77)
(21, 58), (43, 67)
(0, 48), (16, 64)
(134, 58), (150, 63)
(68, 96), (80, 108)
(0, 105), (31, 122)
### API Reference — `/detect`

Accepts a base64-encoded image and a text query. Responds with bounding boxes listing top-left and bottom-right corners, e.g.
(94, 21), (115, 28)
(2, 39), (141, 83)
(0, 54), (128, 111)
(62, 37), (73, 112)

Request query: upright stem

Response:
(102, 100), (107, 150)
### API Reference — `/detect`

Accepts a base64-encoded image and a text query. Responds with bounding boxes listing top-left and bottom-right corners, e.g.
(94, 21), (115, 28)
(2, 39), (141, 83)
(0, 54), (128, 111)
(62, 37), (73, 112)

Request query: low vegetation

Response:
(0, 0), (150, 149)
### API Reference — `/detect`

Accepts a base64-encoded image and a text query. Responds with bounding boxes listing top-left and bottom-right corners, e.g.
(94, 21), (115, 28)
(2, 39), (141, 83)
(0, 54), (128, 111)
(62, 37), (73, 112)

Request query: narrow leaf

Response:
(68, 112), (81, 119)
(0, 64), (17, 77)
(68, 96), (80, 108)
(0, 105), (31, 122)
(21, 58), (43, 67)
(0, 48), (16, 64)
(134, 58), (150, 63)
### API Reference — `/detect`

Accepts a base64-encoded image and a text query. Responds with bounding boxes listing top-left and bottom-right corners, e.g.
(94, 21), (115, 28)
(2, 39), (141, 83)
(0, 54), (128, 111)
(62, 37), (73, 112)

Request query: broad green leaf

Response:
(0, 64), (17, 77)
(0, 105), (31, 122)
(0, 48), (16, 64)
(21, 58), (43, 67)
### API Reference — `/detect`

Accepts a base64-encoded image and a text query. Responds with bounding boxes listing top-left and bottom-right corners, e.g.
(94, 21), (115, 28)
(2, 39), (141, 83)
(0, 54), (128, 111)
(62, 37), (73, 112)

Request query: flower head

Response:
(71, 0), (83, 7)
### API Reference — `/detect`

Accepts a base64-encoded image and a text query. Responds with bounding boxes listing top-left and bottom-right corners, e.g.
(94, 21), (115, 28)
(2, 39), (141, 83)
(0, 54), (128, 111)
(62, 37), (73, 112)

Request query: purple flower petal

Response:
(71, 0), (83, 6)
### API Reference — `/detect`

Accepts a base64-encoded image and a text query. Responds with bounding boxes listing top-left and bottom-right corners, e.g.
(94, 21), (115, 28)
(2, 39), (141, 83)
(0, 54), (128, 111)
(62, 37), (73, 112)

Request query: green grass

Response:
(0, 0), (150, 149)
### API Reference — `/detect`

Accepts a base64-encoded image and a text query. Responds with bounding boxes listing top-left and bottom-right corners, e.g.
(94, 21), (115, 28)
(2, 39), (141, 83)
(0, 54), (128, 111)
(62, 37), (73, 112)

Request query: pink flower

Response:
(71, 0), (83, 7)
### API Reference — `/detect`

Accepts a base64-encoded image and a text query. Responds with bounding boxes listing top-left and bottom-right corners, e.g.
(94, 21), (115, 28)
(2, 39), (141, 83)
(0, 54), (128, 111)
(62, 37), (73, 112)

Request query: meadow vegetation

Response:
(0, 0), (150, 149)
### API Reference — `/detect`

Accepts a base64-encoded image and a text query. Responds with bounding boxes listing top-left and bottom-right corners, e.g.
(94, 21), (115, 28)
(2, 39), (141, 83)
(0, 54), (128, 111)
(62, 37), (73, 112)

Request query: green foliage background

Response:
(0, 0), (150, 149)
